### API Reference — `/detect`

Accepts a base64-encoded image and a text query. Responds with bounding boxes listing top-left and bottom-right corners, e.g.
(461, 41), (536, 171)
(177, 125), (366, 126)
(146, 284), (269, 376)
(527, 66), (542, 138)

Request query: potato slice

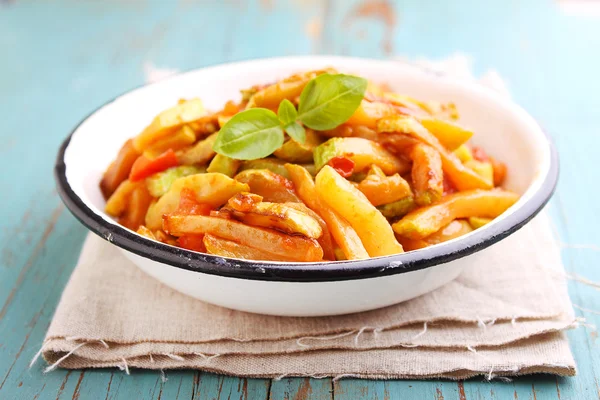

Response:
(321, 124), (379, 141)
(395, 237), (429, 252)
(345, 100), (397, 129)
(119, 183), (153, 231)
(246, 68), (336, 110)
(357, 165), (413, 206)
(143, 125), (196, 159)
(420, 102), (459, 120)
(133, 98), (207, 151)
(420, 118), (473, 151)
(137, 225), (157, 240)
(382, 93), (427, 114)
(274, 129), (323, 163)
(382, 93), (459, 119)
(284, 202), (336, 261)
(234, 169), (300, 203)
(366, 81), (389, 97)
(397, 219), (474, 251)
(163, 215), (323, 261)
(453, 144), (473, 163)
(187, 115), (219, 137)
(154, 229), (178, 246)
(378, 116), (492, 191)
(145, 173), (249, 230)
(316, 166), (404, 257)
(468, 216), (493, 229)
(314, 137), (409, 175)
(203, 234), (299, 262)
(178, 132), (218, 166)
(465, 160), (494, 187)
(239, 158), (291, 179)
(285, 164), (369, 260)
(226, 191), (263, 211)
(100, 139), (140, 199)
(411, 143), (443, 206)
(378, 133), (420, 156)
(217, 115), (232, 128)
(105, 179), (137, 217)
(105, 180), (152, 231)
(206, 154), (242, 177)
(425, 219), (473, 244)
(225, 193), (323, 238)
(393, 189), (519, 239)
(333, 247), (347, 261)
(378, 197), (415, 219)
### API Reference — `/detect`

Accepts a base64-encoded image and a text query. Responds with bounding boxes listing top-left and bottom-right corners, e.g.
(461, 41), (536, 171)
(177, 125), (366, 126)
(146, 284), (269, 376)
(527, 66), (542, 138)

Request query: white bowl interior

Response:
(64, 56), (550, 248)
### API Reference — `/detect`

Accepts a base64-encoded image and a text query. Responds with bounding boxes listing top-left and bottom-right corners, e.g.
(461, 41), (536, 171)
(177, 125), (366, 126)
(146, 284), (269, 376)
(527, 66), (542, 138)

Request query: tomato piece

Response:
(327, 156), (355, 178)
(154, 230), (177, 245)
(471, 146), (490, 162)
(490, 157), (507, 186)
(443, 174), (457, 195)
(393, 105), (418, 115)
(363, 92), (390, 104)
(129, 149), (178, 182)
(471, 147), (507, 186)
(100, 139), (140, 199)
(177, 235), (207, 252)
(175, 188), (213, 216)
(222, 100), (240, 116)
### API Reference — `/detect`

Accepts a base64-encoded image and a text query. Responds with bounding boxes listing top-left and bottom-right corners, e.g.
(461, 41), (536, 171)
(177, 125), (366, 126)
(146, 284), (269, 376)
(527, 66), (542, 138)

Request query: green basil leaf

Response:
(213, 108), (284, 160)
(277, 99), (298, 125)
(298, 74), (367, 130)
(284, 122), (306, 144)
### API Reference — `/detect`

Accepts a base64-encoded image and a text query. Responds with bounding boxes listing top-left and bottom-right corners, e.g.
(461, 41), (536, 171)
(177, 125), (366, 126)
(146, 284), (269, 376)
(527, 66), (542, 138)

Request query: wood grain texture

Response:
(269, 377), (332, 400)
(0, 0), (599, 399)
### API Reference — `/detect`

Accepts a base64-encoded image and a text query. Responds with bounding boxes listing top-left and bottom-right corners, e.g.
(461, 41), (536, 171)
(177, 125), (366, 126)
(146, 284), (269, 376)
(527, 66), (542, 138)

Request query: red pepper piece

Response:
(327, 156), (355, 178)
(129, 149), (178, 182)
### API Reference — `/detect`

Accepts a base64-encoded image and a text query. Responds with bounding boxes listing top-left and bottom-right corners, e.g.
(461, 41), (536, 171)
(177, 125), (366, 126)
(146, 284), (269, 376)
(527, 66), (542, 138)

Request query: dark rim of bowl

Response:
(54, 85), (559, 284)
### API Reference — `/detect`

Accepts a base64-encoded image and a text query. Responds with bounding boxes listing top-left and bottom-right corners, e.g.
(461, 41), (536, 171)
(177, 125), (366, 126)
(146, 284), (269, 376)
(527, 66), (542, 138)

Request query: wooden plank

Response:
(226, 0), (326, 60)
(0, 0), (599, 399)
(0, 1), (147, 397)
(0, 209), (87, 399)
(149, 370), (197, 400)
(269, 377), (332, 400)
(335, 379), (462, 400)
(192, 373), (270, 400)
(64, 370), (116, 400)
(70, 369), (195, 400)
(322, 0), (600, 398)
(326, 0), (396, 58)
(0, 0), (232, 398)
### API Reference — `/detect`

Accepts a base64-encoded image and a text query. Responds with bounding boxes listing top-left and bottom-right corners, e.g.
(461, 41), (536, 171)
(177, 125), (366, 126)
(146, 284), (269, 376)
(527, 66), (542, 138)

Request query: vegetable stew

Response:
(100, 69), (519, 262)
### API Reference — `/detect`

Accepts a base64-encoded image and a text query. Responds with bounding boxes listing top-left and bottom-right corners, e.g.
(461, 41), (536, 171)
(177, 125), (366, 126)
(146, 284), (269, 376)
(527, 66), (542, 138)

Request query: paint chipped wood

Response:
(457, 381), (466, 400)
(435, 387), (444, 400)
(0, 205), (63, 321)
(344, 0), (397, 54)
(0, 0), (599, 399)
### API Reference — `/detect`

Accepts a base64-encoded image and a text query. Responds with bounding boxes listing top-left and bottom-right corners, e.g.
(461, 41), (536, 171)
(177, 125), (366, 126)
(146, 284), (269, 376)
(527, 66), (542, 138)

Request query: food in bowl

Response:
(100, 69), (519, 262)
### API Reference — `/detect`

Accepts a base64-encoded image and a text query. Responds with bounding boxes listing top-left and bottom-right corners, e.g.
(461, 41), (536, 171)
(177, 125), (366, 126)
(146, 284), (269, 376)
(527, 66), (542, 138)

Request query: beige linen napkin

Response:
(39, 214), (577, 379)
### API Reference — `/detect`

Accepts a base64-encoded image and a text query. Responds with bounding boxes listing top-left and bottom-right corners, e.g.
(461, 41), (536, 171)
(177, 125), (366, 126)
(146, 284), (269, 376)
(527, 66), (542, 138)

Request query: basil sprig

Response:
(278, 99), (306, 144)
(212, 109), (283, 160)
(298, 74), (367, 130)
(213, 73), (367, 160)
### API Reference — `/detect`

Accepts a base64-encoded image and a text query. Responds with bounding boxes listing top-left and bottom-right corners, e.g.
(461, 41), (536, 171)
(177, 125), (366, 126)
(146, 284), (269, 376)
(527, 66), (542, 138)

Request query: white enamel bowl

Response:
(55, 56), (558, 316)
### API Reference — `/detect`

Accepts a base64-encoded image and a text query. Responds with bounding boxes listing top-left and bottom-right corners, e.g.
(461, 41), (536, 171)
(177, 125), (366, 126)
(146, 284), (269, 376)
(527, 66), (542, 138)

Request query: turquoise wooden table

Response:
(1, 0), (599, 398)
